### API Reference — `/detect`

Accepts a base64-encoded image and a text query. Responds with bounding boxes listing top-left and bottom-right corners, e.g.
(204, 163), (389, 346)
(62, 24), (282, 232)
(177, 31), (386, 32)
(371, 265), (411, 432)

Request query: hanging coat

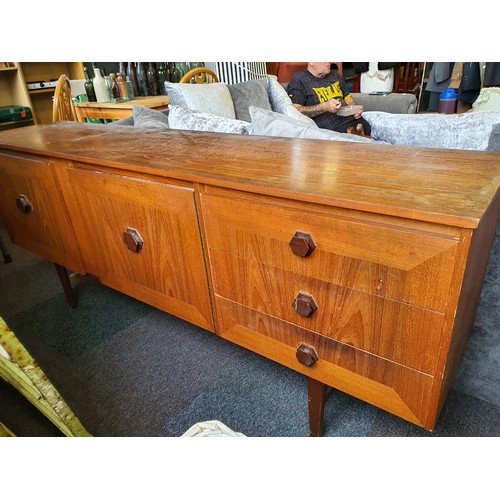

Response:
(458, 62), (481, 104)
(425, 62), (454, 93)
(483, 63), (500, 86)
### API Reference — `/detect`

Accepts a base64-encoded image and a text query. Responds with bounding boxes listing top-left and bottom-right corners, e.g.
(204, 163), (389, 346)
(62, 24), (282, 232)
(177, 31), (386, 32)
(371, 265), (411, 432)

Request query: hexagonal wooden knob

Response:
(123, 227), (144, 253)
(292, 292), (318, 317)
(16, 194), (33, 214)
(289, 231), (316, 257)
(296, 343), (319, 367)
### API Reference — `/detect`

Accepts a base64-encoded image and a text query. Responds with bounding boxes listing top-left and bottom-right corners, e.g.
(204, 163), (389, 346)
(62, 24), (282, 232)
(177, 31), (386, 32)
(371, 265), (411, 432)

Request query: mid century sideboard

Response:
(0, 122), (498, 435)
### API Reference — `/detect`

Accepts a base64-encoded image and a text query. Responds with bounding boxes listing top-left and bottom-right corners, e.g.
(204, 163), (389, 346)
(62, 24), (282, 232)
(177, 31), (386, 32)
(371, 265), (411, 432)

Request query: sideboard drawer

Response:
(210, 249), (444, 374)
(202, 193), (463, 313)
(0, 150), (85, 273)
(215, 297), (437, 429)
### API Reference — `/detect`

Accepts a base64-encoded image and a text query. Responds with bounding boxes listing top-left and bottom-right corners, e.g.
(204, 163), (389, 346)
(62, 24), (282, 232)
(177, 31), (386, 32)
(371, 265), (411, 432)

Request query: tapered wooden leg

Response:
(307, 377), (329, 437)
(54, 263), (77, 308)
(0, 234), (12, 263)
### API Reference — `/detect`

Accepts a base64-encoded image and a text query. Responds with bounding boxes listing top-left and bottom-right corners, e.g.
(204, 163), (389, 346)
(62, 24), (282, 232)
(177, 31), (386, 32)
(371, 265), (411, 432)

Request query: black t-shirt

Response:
(287, 69), (352, 131)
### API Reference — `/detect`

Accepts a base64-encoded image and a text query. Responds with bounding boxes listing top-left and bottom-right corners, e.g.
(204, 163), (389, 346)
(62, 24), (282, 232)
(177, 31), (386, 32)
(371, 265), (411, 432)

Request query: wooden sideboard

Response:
(0, 122), (499, 435)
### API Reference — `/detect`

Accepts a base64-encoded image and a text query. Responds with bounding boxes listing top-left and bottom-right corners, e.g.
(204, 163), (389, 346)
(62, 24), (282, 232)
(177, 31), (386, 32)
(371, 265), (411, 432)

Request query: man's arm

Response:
(293, 98), (342, 117)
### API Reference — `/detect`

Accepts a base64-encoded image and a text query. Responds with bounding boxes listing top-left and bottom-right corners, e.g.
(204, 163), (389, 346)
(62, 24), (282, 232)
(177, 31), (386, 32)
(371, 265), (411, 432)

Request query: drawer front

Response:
(60, 164), (214, 332)
(215, 297), (438, 430)
(202, 194), (461, 313)
(210, 250), (444, 374)
(0, 151), (85, 273)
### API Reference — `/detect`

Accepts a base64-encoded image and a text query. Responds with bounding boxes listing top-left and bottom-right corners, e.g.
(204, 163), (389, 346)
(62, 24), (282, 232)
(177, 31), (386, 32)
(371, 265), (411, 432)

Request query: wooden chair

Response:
(52, 74), (76, 122)
(393, 62), (424, 95)
(179, 67), (219, 84)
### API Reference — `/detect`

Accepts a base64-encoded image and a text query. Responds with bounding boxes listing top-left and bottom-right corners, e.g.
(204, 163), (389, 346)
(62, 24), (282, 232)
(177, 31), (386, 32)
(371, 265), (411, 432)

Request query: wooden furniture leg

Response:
(54, 263), (77, 308)
(0, 232), (12, 263)
(307, 377), (331, 437)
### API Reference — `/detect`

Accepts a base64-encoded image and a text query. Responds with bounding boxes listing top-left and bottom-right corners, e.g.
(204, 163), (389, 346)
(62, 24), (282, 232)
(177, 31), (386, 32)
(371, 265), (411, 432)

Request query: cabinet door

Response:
(0, 150), (85, 273)
(60, 163), (214, 332)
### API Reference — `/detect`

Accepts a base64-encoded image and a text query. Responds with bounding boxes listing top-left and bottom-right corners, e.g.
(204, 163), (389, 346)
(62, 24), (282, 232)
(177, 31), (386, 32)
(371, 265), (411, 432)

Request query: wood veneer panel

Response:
(435, 193), (500, 415)
(210, 250), (445, 374)
(56, 162), (214, 332)
(0, 150), (85, 274)
(215, 298), (436, 429)
(201, 193), (462, 313)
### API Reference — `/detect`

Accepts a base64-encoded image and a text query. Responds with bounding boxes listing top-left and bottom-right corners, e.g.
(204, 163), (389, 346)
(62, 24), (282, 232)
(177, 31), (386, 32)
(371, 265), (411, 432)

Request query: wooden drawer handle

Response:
(16, 194), (33, 214)
(296, 343), (319, 367)
(292, 292), (318, 317)
(289, 231), (316, 257)
(123, 227), (144, 253)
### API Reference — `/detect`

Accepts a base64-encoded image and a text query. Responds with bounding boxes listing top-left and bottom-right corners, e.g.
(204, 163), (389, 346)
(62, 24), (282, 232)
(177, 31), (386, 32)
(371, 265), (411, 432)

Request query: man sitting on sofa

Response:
(287, 62), (371, 136)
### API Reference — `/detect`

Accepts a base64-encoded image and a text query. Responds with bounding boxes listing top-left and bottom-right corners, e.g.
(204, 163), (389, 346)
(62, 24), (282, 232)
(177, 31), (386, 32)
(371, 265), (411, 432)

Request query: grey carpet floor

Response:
(1, 239), (499, 437)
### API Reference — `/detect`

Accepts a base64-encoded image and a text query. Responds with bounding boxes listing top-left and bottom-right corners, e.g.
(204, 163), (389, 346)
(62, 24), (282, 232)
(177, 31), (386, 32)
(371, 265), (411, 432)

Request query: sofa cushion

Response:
(227, 78), (272, 122)
(487, 123), (500, 151)
(249, 106), (375, 143)
(168, 105), (253, 134)
(165, 82), (236, 119)
(363, 110), (500, 150)
(112, 115), (135, 126)
(132, 106), (170, 129)
(473, 87), (500, 112)
(350, 93), (418, 114)
(267, 76), (318, 127)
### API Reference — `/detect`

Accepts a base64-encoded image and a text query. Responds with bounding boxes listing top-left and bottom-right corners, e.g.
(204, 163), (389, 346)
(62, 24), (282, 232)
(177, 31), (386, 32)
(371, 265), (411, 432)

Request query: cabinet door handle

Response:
(289, 231), (316, 257)
(292, 292), (318, 317)
(123, 227), (144, 253)
(296, 343), (319, 367)
(16, 194), (33, 214)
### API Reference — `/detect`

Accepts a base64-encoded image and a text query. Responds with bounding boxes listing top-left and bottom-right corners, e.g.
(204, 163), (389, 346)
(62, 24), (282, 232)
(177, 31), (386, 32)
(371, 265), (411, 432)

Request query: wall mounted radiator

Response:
(204, 62), (268, 84)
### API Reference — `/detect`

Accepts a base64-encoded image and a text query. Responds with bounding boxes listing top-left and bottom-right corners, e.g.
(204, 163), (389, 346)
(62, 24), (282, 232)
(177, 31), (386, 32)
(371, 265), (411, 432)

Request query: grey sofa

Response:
(114, 83), (417, 128)
(111, 75), (500, 152)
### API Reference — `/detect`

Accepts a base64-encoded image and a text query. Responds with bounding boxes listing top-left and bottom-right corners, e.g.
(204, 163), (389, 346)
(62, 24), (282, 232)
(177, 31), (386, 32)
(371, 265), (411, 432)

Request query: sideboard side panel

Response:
(435, 193), (500, 416)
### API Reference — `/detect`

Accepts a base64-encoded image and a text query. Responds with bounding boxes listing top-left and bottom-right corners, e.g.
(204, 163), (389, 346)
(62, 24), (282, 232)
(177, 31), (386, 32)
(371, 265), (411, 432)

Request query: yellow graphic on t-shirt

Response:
(312, 82), (344, 102)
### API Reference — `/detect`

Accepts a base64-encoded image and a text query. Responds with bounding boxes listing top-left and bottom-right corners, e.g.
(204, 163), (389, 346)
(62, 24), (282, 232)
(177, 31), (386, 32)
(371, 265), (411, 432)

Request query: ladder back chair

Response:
(52, 75), (76, 122)
(179, 67), (219, 84)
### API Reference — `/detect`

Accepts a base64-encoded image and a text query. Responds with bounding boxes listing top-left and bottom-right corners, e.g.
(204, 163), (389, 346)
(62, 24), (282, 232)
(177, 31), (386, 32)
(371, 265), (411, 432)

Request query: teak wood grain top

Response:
(1, 122), (499, 228)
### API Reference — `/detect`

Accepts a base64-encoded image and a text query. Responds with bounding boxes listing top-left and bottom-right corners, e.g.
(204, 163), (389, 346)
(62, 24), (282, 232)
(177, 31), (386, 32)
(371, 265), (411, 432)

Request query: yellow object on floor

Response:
(0, 316), (91, 437)
(0, 422), (15, 436)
